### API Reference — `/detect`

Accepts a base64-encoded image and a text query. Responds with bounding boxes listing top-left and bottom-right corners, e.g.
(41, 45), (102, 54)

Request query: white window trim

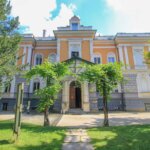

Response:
(34, 53), (43, 66)
(132, 47), (147, 69)
(92, 54), (102, 64)
(107, 52), (116, 63)
(48, 53), (57, 63)
(69, 41), (82, 59)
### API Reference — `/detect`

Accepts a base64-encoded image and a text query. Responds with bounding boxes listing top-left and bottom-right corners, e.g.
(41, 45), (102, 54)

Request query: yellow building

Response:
(1, 16), (150, 112)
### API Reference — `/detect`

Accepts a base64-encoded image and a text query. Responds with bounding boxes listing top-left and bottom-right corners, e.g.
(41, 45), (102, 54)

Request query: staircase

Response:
(67, 108), (85, 114)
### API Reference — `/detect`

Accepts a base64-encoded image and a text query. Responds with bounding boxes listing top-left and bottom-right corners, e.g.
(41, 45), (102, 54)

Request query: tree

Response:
(144, 51), (150, 64)
(0, 0), (22, 92)
(25, 60), (69, 126)
(80, 63), (123, 126)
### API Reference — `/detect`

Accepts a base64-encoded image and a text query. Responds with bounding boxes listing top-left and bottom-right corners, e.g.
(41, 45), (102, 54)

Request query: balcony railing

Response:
(124, 65), (150, 70)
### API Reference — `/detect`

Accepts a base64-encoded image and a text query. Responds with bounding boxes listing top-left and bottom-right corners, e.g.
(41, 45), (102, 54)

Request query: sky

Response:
(10, 0), (150, 36)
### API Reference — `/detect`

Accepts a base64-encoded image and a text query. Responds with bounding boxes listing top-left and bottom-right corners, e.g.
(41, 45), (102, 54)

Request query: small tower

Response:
(69, 15), (80, 30)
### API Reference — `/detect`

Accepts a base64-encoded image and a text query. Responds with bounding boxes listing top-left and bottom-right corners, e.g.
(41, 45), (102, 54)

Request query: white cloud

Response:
(11, 0), (76, 36)
(106, 0), (150, 33)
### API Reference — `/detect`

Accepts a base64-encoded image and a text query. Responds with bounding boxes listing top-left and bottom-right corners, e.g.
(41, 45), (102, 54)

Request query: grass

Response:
(88, 124), (150, 150)
(0, 120), (66, 150)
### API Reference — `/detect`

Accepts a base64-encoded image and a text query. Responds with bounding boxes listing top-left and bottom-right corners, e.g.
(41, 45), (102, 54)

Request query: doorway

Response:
(69, 81), (81, 108)
(2, 103), (8, 111)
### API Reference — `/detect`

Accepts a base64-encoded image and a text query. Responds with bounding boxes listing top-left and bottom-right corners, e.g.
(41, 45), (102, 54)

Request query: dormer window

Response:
(72, 23), (78, 30)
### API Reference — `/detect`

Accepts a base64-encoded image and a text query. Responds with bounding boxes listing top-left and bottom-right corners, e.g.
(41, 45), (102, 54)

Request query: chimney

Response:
(43, 29), (46, 37)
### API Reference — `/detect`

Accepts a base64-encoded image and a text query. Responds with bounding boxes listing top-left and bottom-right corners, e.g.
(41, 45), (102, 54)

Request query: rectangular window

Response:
(133, 48), (146, 69)
(94, 57), (101, 64)
(71, 51), (79, 57)
(72, 23), (78, 30)
(33, 82), (40, 91)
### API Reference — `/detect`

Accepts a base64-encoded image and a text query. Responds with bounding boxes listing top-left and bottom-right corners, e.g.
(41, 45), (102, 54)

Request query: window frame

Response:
(33, 82), (40, 92)
(48, 53), (57, 63)
(107, 53), (116, 63)
(34, 54), (43, 66)
(92, 54), (102, 64)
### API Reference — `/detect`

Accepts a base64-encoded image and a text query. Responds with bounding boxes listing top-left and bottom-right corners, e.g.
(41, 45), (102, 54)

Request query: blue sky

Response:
(11, 0), (150, 36)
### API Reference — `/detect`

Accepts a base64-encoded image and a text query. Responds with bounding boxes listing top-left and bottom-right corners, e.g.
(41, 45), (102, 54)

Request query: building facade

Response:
(1, 16), (150, 112)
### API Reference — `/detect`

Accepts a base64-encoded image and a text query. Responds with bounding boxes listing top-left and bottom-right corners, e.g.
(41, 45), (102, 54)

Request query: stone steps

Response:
(67, 109), (85, 114)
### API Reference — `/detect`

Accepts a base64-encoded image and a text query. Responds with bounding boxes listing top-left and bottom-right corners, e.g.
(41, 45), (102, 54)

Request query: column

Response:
(10, 76), (15, 97)
(57, 39), (60, 62)
(27, 46), (33, 70)
(62, 81), (69, 113)
(29, 79), (33, 93)
(124, 46), (130, 69)
(22, 46), (26, 65)
(118, 46), (125, 69)
(82, 81), (90, 112)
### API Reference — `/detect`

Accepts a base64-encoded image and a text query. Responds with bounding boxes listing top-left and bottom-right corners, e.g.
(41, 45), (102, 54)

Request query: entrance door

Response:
(69, 81), (81, 108)
(69, 86), (76, 108)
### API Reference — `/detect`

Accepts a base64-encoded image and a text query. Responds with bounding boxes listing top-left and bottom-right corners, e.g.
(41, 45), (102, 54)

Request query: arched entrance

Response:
(69, 81), (82, 108)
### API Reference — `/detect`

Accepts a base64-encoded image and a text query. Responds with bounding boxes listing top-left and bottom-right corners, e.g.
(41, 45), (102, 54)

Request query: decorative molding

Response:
(20, 45), (33, 48)
(35, 47), (57, 50)
(94, 46), (116, 49)
(118, 44), (150, 47)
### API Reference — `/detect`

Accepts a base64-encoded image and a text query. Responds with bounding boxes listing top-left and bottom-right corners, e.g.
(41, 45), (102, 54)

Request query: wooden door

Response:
(69, 86), (76, 108)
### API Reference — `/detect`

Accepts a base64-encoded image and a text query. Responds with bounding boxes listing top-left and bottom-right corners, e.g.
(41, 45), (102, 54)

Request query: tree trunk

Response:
(102, 84), (109, 126)
(44, 107), (50, 126)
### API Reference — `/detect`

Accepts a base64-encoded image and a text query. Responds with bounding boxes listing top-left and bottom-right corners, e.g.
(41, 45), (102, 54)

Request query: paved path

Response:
(62, 129), (94, 150)
(0, 111), (62, 126)
(57, 112), (150, 128)
(1, 112), (150, 127)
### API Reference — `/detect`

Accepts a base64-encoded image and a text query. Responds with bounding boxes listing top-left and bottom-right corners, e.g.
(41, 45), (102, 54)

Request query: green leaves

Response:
(25, 60), (70, 112)
(0, 0), (22, 89)
(80, 63), (123, 96)
(144, 51), (150, 64)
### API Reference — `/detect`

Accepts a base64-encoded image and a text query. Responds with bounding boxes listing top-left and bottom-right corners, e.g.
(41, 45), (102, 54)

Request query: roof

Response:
(63, 56), (94, 64)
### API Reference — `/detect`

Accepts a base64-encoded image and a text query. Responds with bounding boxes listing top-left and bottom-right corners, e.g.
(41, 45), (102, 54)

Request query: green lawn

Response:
(88, 125), (150, 150)
(0, 120), (66, 150)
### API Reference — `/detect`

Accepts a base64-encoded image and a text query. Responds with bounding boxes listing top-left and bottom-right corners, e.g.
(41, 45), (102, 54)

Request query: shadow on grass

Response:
(0, 120), (66, 150)
(89, 125), (150, 150)
(16, 140), (63, 150)
(0, 140), (11, 145)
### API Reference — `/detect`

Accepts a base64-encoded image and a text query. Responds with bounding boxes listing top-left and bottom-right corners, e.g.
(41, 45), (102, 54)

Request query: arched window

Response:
(33, 82), (40, 91)
(93, 54), (101, 64)
(35, 54), (42, 65)
(48, 54), (57, 62)
(107, 53), (116, 63)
